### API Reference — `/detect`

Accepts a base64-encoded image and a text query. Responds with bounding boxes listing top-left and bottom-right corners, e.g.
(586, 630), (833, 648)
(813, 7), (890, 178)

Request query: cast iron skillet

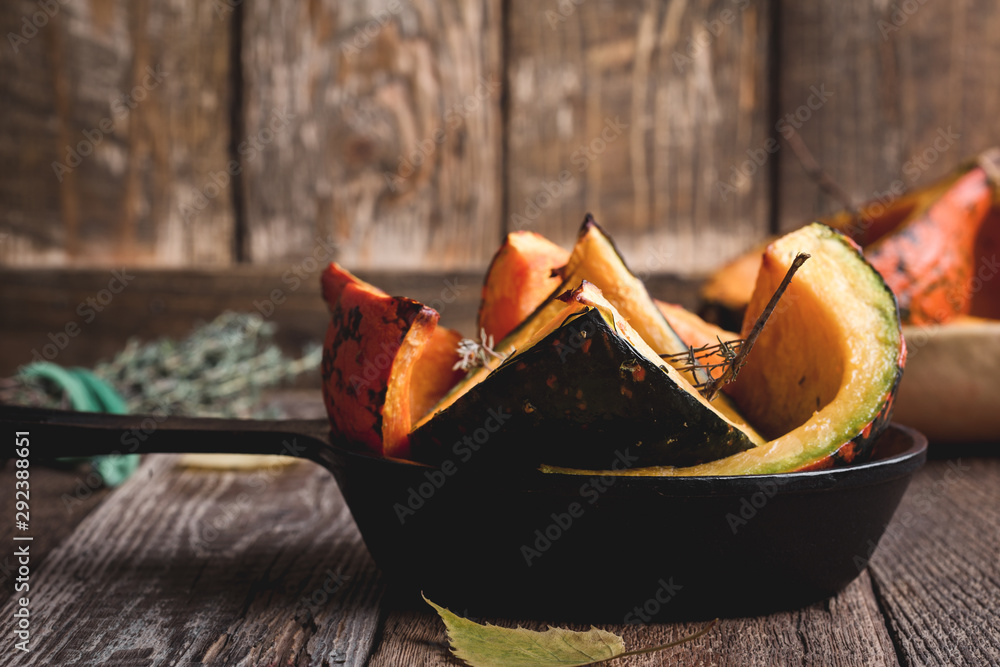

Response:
(1, 405), (926, 622)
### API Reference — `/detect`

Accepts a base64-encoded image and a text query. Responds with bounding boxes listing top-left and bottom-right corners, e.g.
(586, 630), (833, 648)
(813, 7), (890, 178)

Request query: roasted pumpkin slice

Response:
(864, 164), (995, 324)
(409, 281), (757, 469)
(478, 230), (571, 342)
(410, 327), (466, 422)
(418, 217), (762, 443)
(544, 223), (905, 476)
(320, 263), (464, 458)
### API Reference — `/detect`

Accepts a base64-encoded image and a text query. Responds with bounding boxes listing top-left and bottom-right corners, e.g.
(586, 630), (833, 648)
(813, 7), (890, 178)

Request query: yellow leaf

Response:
(424, 594), (717, 667)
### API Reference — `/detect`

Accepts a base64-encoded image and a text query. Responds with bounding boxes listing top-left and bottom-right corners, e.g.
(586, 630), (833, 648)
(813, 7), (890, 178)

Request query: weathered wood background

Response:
(4, 0), (999, 269)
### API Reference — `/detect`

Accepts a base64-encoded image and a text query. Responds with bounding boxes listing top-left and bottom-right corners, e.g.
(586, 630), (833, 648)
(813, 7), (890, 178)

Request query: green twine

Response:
(19, 362), (140, 487)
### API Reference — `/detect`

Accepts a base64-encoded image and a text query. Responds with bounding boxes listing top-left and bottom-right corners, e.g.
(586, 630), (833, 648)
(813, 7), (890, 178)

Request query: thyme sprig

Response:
(453, 328), (508, 372)
(663, 252), (809, 401)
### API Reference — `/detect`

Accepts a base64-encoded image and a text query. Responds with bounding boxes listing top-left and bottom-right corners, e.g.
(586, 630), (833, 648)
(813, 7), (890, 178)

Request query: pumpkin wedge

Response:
(417, 217), (763, 444)
(409, 281), (757, 469)
(863, 165), (995, 324)
(478, 231), (571, 342)
(320, 263), (464, 458)
(544, 223), (905, 476)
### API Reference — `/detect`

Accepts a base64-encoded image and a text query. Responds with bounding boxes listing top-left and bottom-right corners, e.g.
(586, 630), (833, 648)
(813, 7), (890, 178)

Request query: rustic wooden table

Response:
(0, 395), (998, 666)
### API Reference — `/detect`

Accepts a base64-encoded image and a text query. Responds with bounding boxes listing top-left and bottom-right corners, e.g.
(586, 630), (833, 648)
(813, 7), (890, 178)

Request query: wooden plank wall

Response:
(2, 0), (1000, 270)
(776, 0), (1000, 231)
(506, 0), (772, 273)
(0, 0), (234, 266)
(240, 0), (503, 269)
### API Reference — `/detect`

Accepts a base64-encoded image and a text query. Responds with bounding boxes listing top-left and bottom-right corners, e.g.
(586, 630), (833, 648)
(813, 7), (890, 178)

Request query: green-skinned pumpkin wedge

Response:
(320, 263), (465, 458)
(408, 280), (758, 469)
(541, 223), (906, 476)
(418, 216), (763, 444)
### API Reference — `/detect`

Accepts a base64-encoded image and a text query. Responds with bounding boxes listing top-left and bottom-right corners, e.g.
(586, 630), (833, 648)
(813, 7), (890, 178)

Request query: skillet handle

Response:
(0, 405), (331, 462)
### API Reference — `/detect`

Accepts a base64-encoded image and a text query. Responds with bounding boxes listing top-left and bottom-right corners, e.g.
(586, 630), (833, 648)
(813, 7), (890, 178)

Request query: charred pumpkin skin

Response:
(478, 231), (571, 342)
(793, 359), (903, 472)
(968, 205), (1000, 320)
(320, 263), (464, 458)
(409, 294), (755, 469)
(865, 167), (995, 324)
(322, 281), (437, 457)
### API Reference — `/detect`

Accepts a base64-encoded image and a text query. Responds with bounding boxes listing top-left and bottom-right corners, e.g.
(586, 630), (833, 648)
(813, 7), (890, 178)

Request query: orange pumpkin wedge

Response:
(320, 263), (464, 458)
(863, 165), (995, 324)
(478, 231), (571, 342)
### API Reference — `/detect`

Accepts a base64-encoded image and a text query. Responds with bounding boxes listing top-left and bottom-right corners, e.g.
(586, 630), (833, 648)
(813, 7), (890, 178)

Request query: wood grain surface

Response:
(775, 0), (1000, 231)
(0, 461), (110, 602)
(869, 458), (1000, 666)
(506, 0), (774, 274)
(0, 455), (384, 666)
(240, 0), (504, 269)
(0, 0), (235, 267)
